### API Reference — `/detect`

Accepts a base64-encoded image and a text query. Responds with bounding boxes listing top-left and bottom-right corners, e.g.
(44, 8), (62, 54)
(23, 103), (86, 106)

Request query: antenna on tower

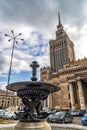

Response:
(58, 12), (61, 25)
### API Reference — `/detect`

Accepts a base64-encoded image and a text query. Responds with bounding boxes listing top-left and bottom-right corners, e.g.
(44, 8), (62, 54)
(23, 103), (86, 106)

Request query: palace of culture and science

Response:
(40, 13), (87, 110)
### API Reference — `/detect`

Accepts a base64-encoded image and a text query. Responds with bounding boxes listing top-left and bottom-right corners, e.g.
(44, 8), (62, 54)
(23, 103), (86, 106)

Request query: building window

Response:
(68, 94), (70, 99)
(2, 100), (4, 103)
(50, 45), (52, 49)
(17, 101), (18, 105)
(69, 103), (71, 109)
(67, 85), (69, 90)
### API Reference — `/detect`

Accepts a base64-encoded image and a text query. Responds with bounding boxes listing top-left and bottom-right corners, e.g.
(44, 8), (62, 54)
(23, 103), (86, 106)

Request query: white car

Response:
(0, 109), (8, 119)
(3, 111), (16, 119)
(0, 110), (4, 118)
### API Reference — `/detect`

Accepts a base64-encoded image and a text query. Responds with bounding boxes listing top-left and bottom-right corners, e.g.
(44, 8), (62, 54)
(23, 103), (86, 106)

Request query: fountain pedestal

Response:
(14, 121), (51, 130)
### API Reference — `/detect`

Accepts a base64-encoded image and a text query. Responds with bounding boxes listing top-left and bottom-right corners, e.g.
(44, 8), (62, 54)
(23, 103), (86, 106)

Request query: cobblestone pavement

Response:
(73, 117), (82, 125)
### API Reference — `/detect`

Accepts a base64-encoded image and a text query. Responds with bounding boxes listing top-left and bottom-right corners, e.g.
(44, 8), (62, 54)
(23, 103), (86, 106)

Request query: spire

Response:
(57, 12), (63, 30)
(58, 12), (61, 25)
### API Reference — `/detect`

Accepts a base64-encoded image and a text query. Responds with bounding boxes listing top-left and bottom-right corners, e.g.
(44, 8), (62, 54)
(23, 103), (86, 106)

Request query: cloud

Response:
(0, 31), (49, 74)
(0, 55), (10, 73)
(0, 82), (7, 90)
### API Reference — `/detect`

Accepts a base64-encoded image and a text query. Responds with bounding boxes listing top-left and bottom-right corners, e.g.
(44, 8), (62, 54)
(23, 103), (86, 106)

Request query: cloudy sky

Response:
(0, 0), (87, 90)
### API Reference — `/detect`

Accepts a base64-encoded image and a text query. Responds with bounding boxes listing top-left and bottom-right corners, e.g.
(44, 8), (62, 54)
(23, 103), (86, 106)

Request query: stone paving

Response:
(73, 117), (82, 125)
(0, 123), (87, 130)
(51, 123), (87, 130)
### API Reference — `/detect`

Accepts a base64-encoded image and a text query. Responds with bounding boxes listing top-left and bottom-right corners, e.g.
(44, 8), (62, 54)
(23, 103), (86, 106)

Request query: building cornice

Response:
(58, 64), (87, 75)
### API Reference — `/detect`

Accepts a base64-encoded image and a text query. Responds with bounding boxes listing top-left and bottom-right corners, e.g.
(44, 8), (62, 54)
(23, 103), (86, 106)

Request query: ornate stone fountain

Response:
(6, 61), (60, 130)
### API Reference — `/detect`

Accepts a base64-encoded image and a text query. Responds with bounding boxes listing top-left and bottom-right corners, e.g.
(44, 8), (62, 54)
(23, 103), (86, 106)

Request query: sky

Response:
(0, 0), (87, 90)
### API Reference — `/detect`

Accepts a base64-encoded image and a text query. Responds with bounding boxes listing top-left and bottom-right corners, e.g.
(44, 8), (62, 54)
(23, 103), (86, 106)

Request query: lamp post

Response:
(4, 30), (24, 108)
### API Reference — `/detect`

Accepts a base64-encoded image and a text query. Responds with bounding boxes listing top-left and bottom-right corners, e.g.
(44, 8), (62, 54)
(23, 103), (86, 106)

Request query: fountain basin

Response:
(6, 81), (59, 101)
(6, 81), (59, 93)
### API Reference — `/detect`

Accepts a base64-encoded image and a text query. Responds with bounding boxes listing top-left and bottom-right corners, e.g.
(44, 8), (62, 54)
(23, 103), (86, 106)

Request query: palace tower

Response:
(40, 13), (87, 110)
(49, 13), (75, 72)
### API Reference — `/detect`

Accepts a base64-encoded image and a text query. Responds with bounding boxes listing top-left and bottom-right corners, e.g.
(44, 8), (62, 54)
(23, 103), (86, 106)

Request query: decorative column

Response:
(76, 77), (86, 109)
(69, 83), (75, 110)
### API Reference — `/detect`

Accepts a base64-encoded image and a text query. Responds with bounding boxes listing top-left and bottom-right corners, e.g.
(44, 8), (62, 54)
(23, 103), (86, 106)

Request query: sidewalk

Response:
(51, 123), (87, 130)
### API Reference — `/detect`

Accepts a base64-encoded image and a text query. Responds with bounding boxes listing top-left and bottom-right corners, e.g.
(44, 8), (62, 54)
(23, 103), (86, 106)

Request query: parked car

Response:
(79, 110), (86, 117)
(47, 109), (57, 114)
(81, 113), (87, 125)
(47, 111), (73, 123)
(38, 111), (50, 119)
(0, 110), (4, 118)
(70, 110), (79, 117)
(0, 109), (8, 119)
(3, 111), (17, 119)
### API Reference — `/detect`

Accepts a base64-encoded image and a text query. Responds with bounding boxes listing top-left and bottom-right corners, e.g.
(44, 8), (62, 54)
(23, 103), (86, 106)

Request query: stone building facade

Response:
(40, 13), (87, 110)
(0, 89), (21, 110)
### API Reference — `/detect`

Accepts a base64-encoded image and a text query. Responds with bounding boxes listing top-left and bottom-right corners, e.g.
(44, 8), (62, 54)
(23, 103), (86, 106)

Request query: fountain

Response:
(6, 61), (60, 130)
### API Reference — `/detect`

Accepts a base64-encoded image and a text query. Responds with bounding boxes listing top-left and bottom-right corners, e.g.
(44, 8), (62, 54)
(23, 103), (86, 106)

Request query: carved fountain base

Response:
(14, 121), (51, 130)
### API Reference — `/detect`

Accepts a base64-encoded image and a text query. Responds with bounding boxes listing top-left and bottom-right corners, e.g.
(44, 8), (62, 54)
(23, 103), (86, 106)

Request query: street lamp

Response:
(4, 30), (24, 108)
